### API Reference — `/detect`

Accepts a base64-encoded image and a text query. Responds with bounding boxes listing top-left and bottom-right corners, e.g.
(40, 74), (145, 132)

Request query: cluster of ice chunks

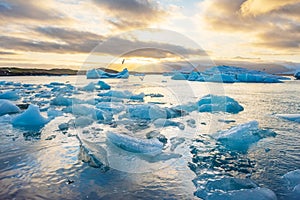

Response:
(171, 66), (288, 83)
(86, 68), (129, 79)
(213, 121), (276, 153)
(0, 99), (20, 116)
(81, 81), (111, 92)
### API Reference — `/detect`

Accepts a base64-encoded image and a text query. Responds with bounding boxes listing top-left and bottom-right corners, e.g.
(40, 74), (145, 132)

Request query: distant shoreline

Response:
(0, 67), (294, 76)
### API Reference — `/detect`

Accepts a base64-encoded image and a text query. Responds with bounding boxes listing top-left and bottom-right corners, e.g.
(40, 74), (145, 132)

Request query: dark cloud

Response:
(92, 0), (167, 30)
(0, 0), (68, 24)
(0, 51), (17, 55)
(202, 0), (300, 51)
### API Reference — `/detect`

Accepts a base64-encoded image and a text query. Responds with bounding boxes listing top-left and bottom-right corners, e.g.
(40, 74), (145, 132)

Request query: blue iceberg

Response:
(86, 68), (129, 79)
(0, 90), (20, 100)
(213, 121), (276, 152)
(0, 99), (20, 116)
(171, 72), (188, 80)
(198, 94), (244, 114)
(12, 105), (49, 128)
(106, 132), (163, 156)
(98, 80), (111, 90)
(294, 71), (300, 80)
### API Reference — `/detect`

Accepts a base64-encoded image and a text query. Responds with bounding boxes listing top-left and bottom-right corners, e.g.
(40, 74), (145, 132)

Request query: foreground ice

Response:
(106, 132), (163, 156)
(198, 94), (244, 114)
(86, 68), (129, 79)
(0, 99), (20, 116)
(98, 90), (144, 101)
(282, 169), (300, 199)
(213, 121), (276, 152)
(276, 114), (300, 123)
(206, 187), (277, 200)
(12, 105), (49, 128)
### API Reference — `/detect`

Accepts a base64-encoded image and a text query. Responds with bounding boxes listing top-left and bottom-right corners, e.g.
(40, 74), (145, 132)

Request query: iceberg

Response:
(98, 80), (111, 90)
(294, 71), (300, 80)
(213, 121), (276, 152)
(0, 99), (20, 116)
(153, 118), (185, 130)
(86, 68), (129, 79)
(96, 102), (125, 114)
(0, 90), (20, 100)
(198, 94), (244, 114)
(82, 82), (96, 92)
(50, 95), (73, 106)
(171, 72), (188, 80)
(12, 105), (49, 128)
(276, 114), (300, 123)
(106, 132), (163, 156)
(126, 104), (167, 120)
(98, 90), (144, 101)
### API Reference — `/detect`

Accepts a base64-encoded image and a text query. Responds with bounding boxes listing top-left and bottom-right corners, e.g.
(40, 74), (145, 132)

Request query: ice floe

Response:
(106, 132), (163, 156)
(0, 99), (20, 116)
(0, 90), (20, 100)
(213, 121), (276, 152)
(12, 104), (49, 128)
(86, 68), (129, 79)
(198, 94), (244, 114)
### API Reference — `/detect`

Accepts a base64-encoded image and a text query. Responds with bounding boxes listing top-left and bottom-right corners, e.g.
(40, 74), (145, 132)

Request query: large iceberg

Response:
(86, 68), (129, 79)
(0, 99), (20, 116)
(198, 94), (244, 114)
(12, 105), (49, 128)
(106, 132), (163, 156)
(213, 121), (276, 152)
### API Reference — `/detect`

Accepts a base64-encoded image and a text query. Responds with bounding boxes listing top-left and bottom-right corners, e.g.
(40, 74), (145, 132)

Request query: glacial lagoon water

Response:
(0, 75), (299, 199)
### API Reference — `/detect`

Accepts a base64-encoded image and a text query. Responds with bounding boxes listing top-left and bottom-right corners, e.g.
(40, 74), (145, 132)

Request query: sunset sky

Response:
(0, 0), (299, 72)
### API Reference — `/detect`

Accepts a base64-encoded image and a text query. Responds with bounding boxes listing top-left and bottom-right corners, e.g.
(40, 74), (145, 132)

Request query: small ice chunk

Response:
(0, 99), (20, 116)
(107, 132), (163, 156)
(171, 72), (188, 80)
(96, 102), (125, 114)
(50, 95), (73, 106)
(187, 119), (196, 128)
(98, 90), (144, 101)
(74, 116), (94, 127)
(58, 123), (69, 131)
(127, 104), (167, 120)
(86, 68), (129, 79)
(47, 109), (63, 118)
(0, 90), (20, 100)
(82, 82), (96, 91)
(295, 71), (300, 80)
(12, 105), (49, 128)
(153, 118), (185, 130)
(98, 80), (111, 90)
(198, 94), (244, 114)
(276, 114), (300, 123)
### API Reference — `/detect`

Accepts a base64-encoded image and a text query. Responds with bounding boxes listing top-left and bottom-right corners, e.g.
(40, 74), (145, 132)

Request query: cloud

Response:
(201, 0), (300, 51)
(241, 0), (300, 16)
(92, 0), (167, 30)
(0, 0), (69, 24)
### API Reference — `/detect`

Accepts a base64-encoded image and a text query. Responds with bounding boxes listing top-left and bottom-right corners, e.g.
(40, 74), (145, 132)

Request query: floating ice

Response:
(206, 187), (277, 200)
(283, 169), (300, 189)
(86, 68), (129, 79)
(171, 72), (188, 80)
(96, 102), (125, 114)
(98, 90), (144, 101)
(47, 109), (63, 118)
(213, 121), (276, 152)
(50, 95), (73, 106)
(0, 90), (20, 100)
(294, 71), (300, 80)
(74, 116), (94, 127)
(153, 118), (185, 130)
(82, 82), (96, 91)
(107, 132), (163, 156)
(12, 105), (49, 128)
(198, 94), (244, 114)
(0, 99), (20, 116)
(126, 104), (167, 120)
(58, 122), (69, 131)
(276, 114), (300, 123)
(98, 80), (111, 90)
